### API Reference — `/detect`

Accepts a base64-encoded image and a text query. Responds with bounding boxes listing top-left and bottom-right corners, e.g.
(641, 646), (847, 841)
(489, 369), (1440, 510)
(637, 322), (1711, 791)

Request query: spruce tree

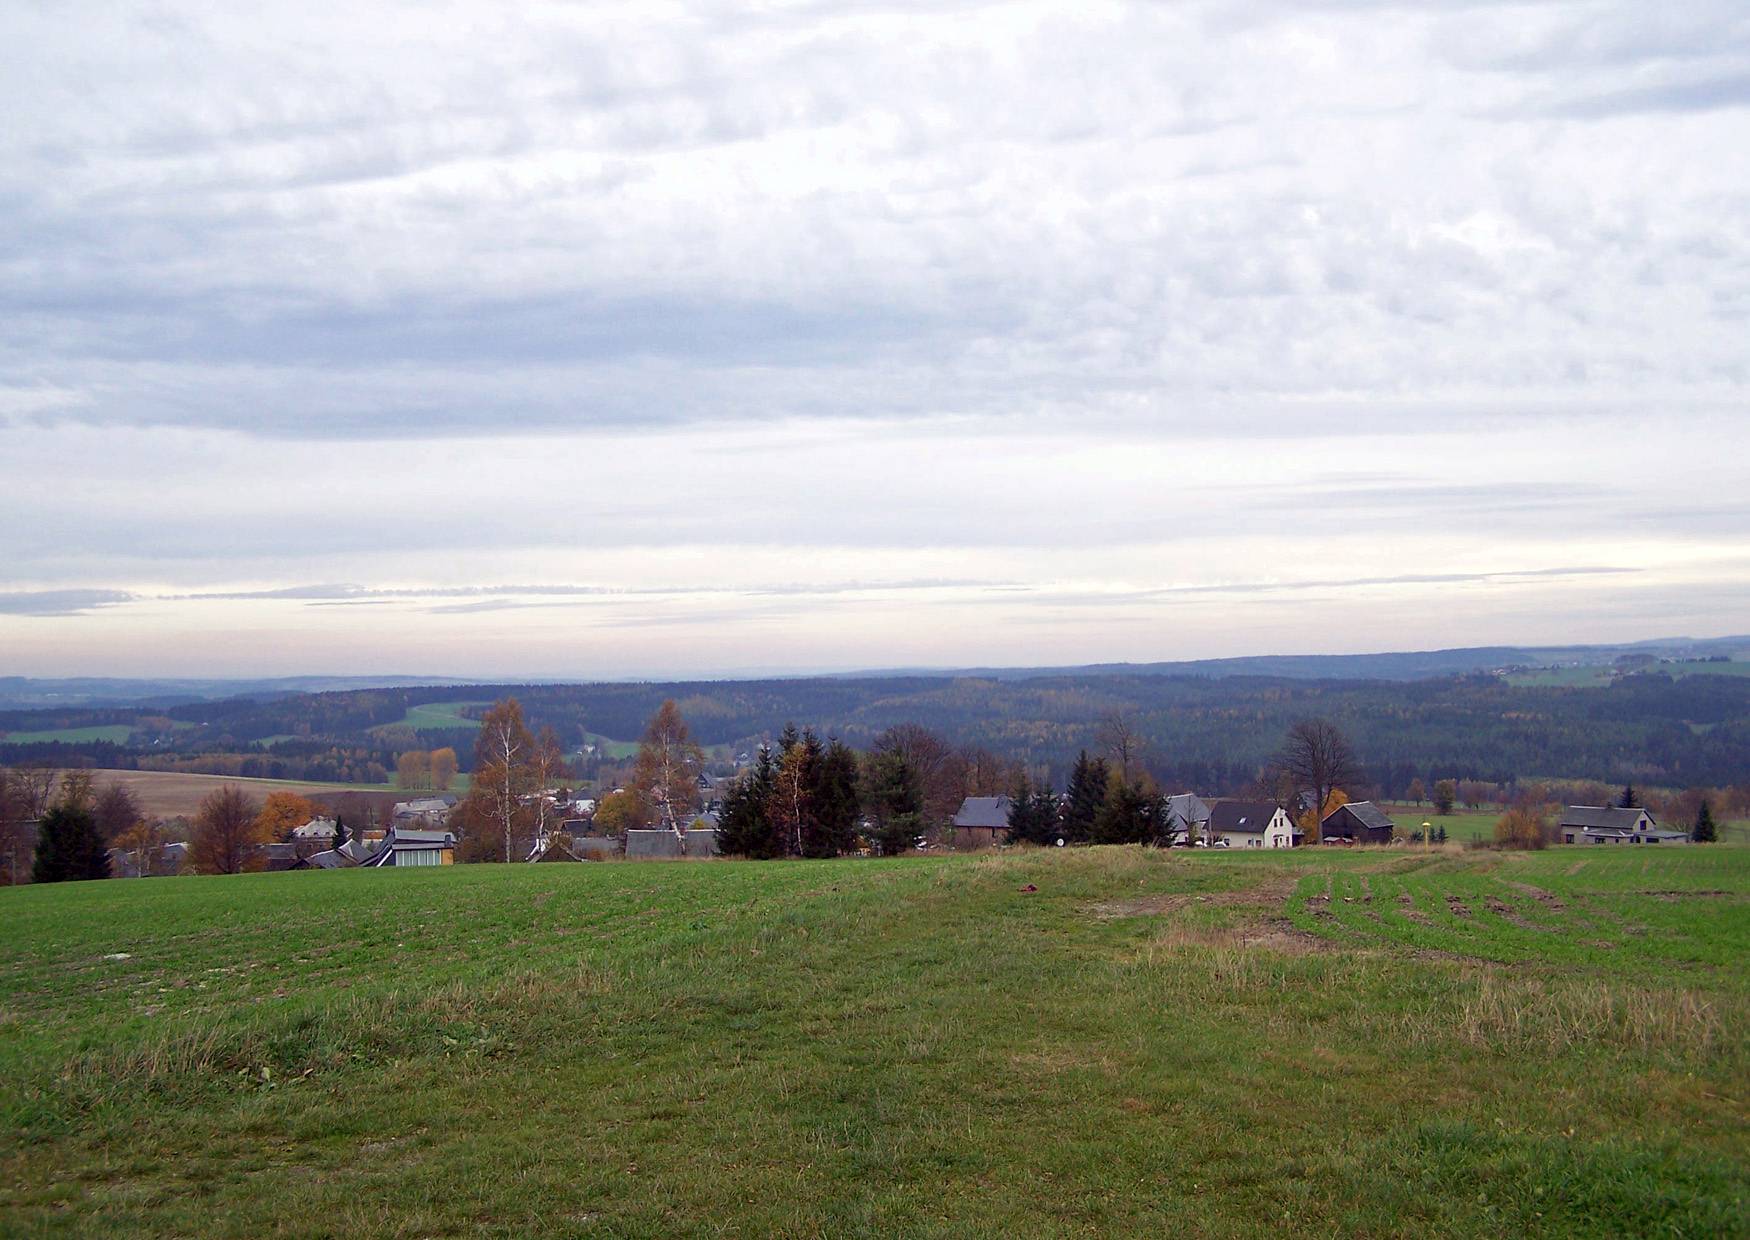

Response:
(717, 746), (780, 858)
(32, 805), (111, 883)
(807, 738), (861, 858)
(332, 815), (348, 850)
(1693, 799), (1717, 843)
(864, 749), (923, 856)
(1091, 779), (1163, 845)
(1006, 777), (1059, 846)
(1619, 784), (1638, 809)
(1062, 751), (1109, 844)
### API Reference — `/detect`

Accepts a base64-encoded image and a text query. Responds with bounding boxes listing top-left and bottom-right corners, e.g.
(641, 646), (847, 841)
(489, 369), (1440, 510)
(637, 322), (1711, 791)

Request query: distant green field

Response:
(1506, 659), (1750, 688)
(0, 724), (136, 744)
(580, 730), (640, 760)
(373, 700), (490, 734)
(1, 846), (1744, 1236)
(1503, 665), (1616, 688)
(1377, 805), (1501, 843)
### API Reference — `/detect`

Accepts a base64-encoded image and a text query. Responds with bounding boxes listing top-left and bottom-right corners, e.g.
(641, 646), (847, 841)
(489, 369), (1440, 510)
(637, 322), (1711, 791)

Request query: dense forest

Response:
(4, 666), (1749, 794)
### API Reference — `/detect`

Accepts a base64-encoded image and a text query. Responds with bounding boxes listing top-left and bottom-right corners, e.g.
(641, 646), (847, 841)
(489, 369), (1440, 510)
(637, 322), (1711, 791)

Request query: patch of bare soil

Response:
(1444, 894), (1472, 918)
(1504, 880), (1567, 911)
(1484, 895), (1553, 932)
(1643, 889), (1737, 901)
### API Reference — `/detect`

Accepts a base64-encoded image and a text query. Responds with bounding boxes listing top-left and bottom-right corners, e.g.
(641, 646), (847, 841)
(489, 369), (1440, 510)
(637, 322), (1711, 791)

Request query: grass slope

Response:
(1, 848), (1745, 1237)
(372, 700), (491, 735)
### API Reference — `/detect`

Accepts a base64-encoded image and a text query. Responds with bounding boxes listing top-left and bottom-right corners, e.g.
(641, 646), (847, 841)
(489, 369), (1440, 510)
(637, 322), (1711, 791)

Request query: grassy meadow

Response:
(1, 846), (1746, 1237)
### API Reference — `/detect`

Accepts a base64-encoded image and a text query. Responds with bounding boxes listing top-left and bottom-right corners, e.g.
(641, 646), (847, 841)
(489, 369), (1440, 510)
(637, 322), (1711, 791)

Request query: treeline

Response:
(6, 667), (1750, 790)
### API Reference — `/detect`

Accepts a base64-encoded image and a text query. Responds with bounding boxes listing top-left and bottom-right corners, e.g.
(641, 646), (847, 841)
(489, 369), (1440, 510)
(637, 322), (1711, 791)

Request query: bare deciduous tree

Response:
(464, 698), (538, 862)
(633, 701), (704, 841)
(188, 786), (264, 874)
(1096, 711), (1144, 782)
(1273, 718), (1362, 844)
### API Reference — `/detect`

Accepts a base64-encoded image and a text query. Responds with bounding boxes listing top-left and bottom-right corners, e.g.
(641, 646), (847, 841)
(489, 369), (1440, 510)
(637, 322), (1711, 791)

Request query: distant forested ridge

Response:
(3, 665), (1749, 792)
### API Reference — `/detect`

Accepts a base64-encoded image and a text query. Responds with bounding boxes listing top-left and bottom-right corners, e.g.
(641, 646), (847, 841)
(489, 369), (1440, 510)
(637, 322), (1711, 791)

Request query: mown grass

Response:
(1, 847), (1745, 1237)
(371, 700), (491, 735)
(0, 724), (138, 745)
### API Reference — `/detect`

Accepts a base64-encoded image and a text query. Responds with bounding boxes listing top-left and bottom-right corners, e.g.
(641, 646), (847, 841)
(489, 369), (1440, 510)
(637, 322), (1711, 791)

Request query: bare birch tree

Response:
(633, 700), (704, 841)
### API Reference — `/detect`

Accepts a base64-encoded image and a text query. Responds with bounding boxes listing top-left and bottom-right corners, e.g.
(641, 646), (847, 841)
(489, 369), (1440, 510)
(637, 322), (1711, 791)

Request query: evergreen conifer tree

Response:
(1619, 784), (1638, 808)
(1006, 777), (1060, 845)
(332, 815), (348, 850)
(1091, 778), (1164, 845)
(1693, 799), (1717, 843)
(717, 746), (780, 858)
(807, 738), (861, 858)
(32, 804), (111, 883)
(864, 749), (923, 856)
(1062, 751), (1109, 844)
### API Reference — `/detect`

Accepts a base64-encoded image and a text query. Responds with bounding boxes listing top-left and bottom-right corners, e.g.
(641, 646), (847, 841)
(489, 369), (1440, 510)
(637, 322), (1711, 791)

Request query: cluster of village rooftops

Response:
(176, 789), (1688, 873)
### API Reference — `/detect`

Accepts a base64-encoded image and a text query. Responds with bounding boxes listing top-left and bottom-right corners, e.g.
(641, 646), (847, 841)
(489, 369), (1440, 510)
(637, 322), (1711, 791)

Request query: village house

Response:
(1320, 801), (1396, 845)
(391, 796), (456, 829)
(107, 840), (188, 878)
(359, 826), (457, 867)
(1208, 800), (1300, 849)
(1163, 792), (1213, 844)
(949, 796), (1012, 849)
(1558, 805), (1689, 845)
(291, 816), (338, 856)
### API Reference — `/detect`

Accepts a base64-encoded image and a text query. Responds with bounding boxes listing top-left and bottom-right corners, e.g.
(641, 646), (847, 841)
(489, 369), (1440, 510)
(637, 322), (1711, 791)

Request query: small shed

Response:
(1320, 801), (1396, 845)
(948, 796), (1013, 849)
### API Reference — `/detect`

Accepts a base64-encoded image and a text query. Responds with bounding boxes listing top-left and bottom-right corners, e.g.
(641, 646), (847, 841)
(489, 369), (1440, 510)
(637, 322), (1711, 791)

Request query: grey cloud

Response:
(0, 589), (135, 616)
(1541, 72), (1750, 119)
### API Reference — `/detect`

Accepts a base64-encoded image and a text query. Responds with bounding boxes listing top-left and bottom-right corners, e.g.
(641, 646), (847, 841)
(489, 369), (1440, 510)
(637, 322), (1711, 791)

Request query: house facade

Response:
(1558, 806), (1688, 845)
(1208, 800), (1299, 849)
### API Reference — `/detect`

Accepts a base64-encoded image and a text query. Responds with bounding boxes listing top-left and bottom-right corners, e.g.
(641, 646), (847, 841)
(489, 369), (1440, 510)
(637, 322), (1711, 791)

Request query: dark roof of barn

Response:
(1329, 801), (1395, 830)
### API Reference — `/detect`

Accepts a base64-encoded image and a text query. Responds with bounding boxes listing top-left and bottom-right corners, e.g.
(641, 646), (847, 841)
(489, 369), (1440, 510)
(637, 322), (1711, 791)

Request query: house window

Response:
(1564, 833), (1575, 844)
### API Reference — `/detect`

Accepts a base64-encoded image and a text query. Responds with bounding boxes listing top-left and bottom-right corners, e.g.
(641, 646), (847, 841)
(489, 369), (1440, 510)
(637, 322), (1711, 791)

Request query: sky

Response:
(3, 0), (1748, 678)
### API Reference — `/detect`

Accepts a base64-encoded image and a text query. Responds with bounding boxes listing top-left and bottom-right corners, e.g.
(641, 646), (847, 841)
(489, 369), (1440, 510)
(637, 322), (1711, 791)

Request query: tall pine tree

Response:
(1062, 751), (1109, 844)
(1619, 784), (1639, 809)
(32, 804), (111, 883)
(717, 746), (780, 858)
(1693, 799), (1718, 843)
(1092, 778), (1164, 845)
(808, 738), (861, 858)
(1006, 776), (1061, 845)
(863, 749), (923, 856)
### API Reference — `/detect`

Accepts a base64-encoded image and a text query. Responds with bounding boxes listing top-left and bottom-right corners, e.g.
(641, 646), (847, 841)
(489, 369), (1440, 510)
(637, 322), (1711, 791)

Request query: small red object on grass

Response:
(1019, 883), (1038, 893)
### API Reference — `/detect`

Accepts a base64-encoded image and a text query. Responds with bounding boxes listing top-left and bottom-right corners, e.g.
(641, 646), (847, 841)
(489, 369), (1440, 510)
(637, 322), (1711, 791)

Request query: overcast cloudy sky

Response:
(3, 0), (1747, 678)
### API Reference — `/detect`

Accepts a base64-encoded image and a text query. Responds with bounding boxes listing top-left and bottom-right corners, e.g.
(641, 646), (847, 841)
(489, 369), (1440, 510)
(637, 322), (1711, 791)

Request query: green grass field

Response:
(1378, 805), (1501, 842)
(1505, 660), (1750, 688)
(0, 724), (137, 745)
(372, 700), (491, 734)
(2, 846), (1745, 1236)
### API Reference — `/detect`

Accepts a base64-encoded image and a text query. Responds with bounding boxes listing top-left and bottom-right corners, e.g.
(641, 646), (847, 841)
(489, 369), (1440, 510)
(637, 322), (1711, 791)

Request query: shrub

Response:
(1493, 805), (1554, 850)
